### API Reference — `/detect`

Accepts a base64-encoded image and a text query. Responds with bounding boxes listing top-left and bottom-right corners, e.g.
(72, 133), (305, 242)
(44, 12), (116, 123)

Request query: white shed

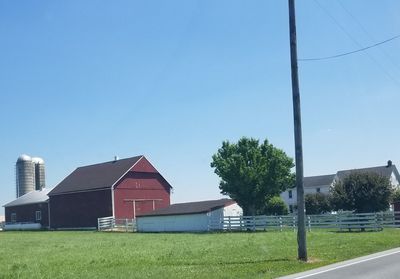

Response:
(136, 198), (242, 232)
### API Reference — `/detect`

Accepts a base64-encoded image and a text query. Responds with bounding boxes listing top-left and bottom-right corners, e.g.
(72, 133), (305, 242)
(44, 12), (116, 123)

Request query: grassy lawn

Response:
(1, 229), (400, 279)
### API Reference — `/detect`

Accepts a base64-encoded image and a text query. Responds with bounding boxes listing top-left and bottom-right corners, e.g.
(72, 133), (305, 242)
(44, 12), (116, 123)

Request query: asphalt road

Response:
(279, 248), (400, 279)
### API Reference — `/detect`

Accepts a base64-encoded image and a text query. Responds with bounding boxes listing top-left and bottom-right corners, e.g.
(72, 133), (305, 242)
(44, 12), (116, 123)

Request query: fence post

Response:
(253, 216), (256, 231)
(293, 216), (296, 232)
(228, 216), (231, 231)
(98, 218), (100, 231)
(307, 216), (311, 232)
(264, 215), (267, 231)
(279, 217), (283, 232)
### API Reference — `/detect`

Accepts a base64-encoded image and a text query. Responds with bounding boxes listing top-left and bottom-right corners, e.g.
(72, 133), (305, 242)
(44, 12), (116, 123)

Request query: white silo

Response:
(32, 157), (45, 190)
(15, 154), (35, 197)
(15, 155), (46, 197)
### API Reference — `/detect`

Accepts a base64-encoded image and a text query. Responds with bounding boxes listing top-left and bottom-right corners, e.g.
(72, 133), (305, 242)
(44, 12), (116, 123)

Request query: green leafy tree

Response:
(305, 193), (331, 215)
(391, 189), (400, 203)
(330, 172), (392, 213)
(261, 196), (289, 215)
(211, 137), (294, 215)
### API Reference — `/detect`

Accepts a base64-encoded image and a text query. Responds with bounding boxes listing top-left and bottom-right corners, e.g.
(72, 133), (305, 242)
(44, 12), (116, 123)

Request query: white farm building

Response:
(136, 199), (242, 232)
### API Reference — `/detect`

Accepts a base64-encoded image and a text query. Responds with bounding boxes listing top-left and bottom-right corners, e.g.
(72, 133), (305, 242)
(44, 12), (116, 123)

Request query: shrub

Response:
(305, 193), (331, 215)
(391, 189), (400, 203)
(330, 172), (392, 213)
(261, 196), (289, 215)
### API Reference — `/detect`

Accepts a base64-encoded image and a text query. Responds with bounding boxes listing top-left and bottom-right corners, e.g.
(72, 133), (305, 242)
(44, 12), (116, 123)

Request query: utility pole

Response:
(288, 0), (307, 261)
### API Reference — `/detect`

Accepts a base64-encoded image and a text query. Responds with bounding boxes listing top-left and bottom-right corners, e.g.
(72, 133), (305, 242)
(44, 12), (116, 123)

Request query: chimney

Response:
(114, 156), (119, 162)
(387, 160), (392, 167)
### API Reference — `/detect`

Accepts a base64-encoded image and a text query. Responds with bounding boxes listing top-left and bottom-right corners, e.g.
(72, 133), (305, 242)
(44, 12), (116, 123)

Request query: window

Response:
(35, 211), (42, 221)
(289, 205), (293, 213)
(289, 190), (293, 199)
(316, 188), (321, 193)
(11, 213), (16, 223)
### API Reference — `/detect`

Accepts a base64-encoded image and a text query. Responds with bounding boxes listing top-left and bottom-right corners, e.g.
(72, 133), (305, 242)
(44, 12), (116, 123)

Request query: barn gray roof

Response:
(336, 164), (400, 182)
(4, 188), (50, 207)
(49, 156), (143, 195)
(137, 199), (236, 217)
(303, 174), (335, 188)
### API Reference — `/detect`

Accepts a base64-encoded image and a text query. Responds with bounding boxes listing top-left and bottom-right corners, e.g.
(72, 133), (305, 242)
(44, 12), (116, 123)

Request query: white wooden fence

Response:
(98, 217), (136, 232)
(208, 211), (400, 232)
(208, 215), (297, 232)
(98, 212), (400, 233)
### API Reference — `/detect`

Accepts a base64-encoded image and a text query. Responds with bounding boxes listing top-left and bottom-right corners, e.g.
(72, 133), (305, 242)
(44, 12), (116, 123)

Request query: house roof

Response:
(137, 198), (236, 217)
(48, 156), (143, 196)
(3, 188), (50, 207)
(336, 164), (400, 182)
(303, 174), (336, 188)
(288, 162), (400, 191)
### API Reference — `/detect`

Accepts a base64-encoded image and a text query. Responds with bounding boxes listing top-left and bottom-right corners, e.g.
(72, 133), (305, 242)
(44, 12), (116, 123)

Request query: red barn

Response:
(48, 156), (171, 229)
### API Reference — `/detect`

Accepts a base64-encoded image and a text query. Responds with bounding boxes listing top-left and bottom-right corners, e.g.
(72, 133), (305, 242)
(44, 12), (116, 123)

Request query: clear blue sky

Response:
(1, 0), (400, 213)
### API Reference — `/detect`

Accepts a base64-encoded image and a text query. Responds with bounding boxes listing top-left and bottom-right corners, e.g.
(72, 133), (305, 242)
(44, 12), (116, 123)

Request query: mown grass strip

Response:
(0, 229), (399, 278)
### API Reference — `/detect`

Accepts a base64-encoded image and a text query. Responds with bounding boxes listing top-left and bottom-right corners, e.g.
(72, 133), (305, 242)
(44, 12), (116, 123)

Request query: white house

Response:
(136, 198), (242, 232)
(281, 174), (335, 213)
(281, 161), (400, 212)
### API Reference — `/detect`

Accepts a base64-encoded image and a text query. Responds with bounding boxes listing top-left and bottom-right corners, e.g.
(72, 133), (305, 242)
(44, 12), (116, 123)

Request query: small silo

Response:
(32, 157), (45, 190)
(15, 154), (36, 197)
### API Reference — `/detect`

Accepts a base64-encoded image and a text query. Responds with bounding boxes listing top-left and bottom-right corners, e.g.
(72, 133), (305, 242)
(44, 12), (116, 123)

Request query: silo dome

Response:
(32, 157), (44, 164)
(18, 154), (32, 162)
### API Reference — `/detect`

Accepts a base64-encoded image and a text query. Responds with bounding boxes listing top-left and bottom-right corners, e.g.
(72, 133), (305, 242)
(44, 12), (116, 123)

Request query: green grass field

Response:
(1, 229), (400, 279)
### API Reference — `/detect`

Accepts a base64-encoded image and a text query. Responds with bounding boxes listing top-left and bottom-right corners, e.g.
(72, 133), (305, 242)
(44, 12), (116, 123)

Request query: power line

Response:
(299, 34), (400, 61)
(313, 0), (361, 47)
(336, 0), (400, 73)
(306, 0), (400, 87)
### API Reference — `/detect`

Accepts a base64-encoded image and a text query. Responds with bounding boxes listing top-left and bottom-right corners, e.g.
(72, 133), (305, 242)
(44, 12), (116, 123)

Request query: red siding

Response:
(50, 190), (112, 229)
(114, 171), (170, 219)
(5, 203), (49, 228)
(131, 157), (159, 173)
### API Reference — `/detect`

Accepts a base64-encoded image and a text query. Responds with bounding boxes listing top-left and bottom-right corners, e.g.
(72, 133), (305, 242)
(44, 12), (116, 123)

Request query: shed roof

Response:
(4, 188), (50, 207)
(137, 198), (236, 217)
(49, 156), (143, 195)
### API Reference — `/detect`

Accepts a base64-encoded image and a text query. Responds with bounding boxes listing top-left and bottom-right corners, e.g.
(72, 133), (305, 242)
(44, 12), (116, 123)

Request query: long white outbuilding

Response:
(136, 198), (242, 232)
